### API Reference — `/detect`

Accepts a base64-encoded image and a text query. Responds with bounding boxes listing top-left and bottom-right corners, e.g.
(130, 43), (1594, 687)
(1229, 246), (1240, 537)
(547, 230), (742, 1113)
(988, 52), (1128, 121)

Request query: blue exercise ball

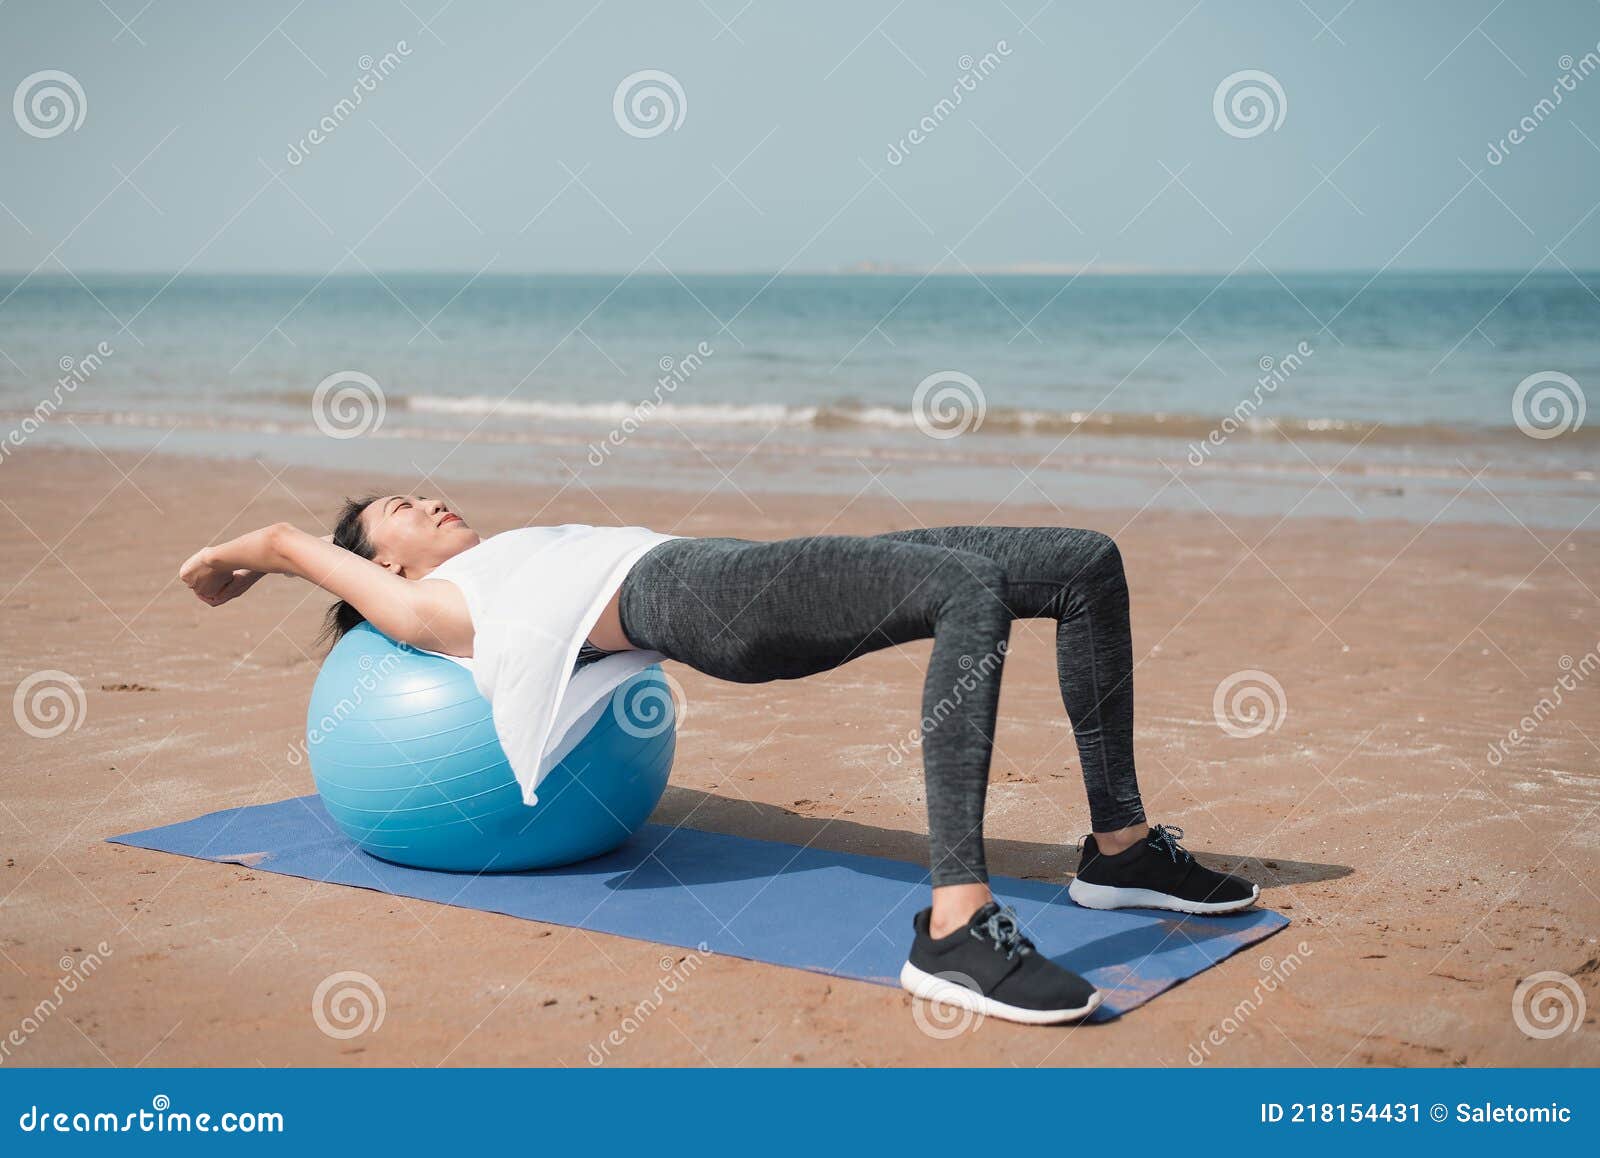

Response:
(306, 621), (675, 872)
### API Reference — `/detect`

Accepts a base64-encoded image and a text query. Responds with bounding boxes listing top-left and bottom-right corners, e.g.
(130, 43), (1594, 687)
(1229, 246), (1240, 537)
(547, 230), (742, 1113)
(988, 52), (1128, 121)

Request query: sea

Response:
(1, 271), (1595, 528)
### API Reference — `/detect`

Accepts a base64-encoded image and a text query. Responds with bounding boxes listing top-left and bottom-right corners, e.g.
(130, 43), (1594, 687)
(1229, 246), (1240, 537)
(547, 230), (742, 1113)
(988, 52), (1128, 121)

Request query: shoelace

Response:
(971, 904), (1035, 961)
(1148, 823), (1194, 865)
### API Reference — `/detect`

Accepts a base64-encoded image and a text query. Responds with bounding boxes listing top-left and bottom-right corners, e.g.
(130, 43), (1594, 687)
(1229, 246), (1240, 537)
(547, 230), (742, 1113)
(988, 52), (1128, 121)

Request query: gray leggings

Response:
(616, 526), (1145, 887)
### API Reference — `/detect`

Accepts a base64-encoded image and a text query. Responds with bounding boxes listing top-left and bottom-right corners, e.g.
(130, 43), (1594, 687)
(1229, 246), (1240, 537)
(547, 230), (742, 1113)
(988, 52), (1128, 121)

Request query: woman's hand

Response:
(178, 524), (293, 607)
(179, 547), (267, 607)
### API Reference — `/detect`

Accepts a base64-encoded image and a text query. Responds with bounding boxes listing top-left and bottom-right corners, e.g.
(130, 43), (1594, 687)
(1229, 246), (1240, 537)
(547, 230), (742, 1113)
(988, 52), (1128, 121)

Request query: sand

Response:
(1, 445), (1596, 1067)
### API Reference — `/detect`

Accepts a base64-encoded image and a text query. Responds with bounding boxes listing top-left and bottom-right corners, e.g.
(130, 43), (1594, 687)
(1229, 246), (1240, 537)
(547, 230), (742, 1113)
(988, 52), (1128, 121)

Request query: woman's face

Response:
(360, 494), (480, 578)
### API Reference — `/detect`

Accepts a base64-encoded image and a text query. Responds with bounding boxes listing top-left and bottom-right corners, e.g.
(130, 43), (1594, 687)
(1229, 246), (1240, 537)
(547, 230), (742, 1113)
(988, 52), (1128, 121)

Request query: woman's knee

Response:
(1096, 529), (1124, 568)
(1033, 529), (1126, 621)
(1068, 529), (1125, 586)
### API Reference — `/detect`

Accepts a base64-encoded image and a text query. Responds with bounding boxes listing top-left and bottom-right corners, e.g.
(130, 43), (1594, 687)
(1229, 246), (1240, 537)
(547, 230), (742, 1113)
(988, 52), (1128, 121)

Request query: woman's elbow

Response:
(264, 522), (300, 574)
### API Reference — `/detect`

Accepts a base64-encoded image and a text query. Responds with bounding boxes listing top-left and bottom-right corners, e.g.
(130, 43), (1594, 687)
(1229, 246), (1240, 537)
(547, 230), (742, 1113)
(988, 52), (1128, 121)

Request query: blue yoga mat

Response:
(109, 795), (1287, 1021)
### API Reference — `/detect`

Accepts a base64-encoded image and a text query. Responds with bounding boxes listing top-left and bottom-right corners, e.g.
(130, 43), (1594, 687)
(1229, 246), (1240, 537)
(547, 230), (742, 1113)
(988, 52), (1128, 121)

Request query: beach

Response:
(2, 442), (1596, 1067)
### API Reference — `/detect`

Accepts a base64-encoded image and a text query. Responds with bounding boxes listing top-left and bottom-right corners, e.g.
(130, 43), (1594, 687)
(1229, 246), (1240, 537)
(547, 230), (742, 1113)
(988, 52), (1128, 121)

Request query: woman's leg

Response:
(618, 531), (1108, 1024)
(869, 526), (1259, 916)
(618, 533), (1013, 924)
(869, 525), (1147, 847)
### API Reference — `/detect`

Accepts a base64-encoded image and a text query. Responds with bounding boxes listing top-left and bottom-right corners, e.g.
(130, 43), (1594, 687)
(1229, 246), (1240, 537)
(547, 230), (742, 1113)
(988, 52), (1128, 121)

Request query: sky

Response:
(1, 0), (1598, 274)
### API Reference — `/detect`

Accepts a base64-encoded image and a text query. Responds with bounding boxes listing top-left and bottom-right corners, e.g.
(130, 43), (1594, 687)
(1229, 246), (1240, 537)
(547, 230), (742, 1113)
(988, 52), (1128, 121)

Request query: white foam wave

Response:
(404, 394), (821, 426)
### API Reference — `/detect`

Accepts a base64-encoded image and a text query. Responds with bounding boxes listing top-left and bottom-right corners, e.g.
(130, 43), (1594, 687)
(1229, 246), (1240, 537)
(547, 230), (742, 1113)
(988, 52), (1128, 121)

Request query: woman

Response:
(179, 496), (1258, 1027)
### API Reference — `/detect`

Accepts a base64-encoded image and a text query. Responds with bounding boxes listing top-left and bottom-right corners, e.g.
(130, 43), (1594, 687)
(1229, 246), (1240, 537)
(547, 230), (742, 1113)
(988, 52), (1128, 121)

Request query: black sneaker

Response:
(1068, 824), (1260, 914)
(899, 902), (1101, 1026)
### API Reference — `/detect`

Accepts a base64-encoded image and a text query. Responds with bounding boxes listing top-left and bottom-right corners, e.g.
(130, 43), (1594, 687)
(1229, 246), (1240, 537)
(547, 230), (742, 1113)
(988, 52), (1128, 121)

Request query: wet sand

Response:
(1, 445), (1596, 1067)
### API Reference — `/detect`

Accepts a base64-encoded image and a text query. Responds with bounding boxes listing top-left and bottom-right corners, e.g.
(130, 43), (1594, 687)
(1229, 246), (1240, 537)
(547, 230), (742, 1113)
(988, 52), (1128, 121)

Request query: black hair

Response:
(314, 493), (382, 651)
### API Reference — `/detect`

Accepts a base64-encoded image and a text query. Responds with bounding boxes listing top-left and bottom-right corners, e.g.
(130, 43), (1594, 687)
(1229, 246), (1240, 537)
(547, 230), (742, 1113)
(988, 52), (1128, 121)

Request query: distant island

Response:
(839, 260), (1158, 275)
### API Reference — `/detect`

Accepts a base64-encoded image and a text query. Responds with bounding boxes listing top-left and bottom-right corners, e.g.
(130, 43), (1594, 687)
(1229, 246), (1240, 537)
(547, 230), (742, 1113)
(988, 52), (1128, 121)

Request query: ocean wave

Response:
(23, 391), (1599, 448)
(407, 394), (820, 427)
(9, 406), (1596, 492)
(395, 393), (1574, 445)
(401, 392), (1352, 437)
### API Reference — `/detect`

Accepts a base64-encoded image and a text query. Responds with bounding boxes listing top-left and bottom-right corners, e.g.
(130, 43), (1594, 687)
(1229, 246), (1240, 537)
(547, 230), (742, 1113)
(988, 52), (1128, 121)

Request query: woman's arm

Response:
(177, 530), (337, 608)
(178, 523), (473, 657)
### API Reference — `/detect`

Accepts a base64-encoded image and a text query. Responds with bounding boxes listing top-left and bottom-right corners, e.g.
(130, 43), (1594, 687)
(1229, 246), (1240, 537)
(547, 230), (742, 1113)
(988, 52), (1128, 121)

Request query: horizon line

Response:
(2, 266), (1592, 279)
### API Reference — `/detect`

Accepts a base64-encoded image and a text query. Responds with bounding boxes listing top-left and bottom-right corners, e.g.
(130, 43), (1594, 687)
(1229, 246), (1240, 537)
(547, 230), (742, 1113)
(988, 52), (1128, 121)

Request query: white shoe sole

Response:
(899, 961), (1102, 1026)
(1067, 878), (1261, 914)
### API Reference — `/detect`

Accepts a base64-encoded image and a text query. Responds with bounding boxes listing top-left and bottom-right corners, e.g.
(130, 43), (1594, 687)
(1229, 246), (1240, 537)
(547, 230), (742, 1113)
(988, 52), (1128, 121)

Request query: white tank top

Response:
(420, 524), (685, 806)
